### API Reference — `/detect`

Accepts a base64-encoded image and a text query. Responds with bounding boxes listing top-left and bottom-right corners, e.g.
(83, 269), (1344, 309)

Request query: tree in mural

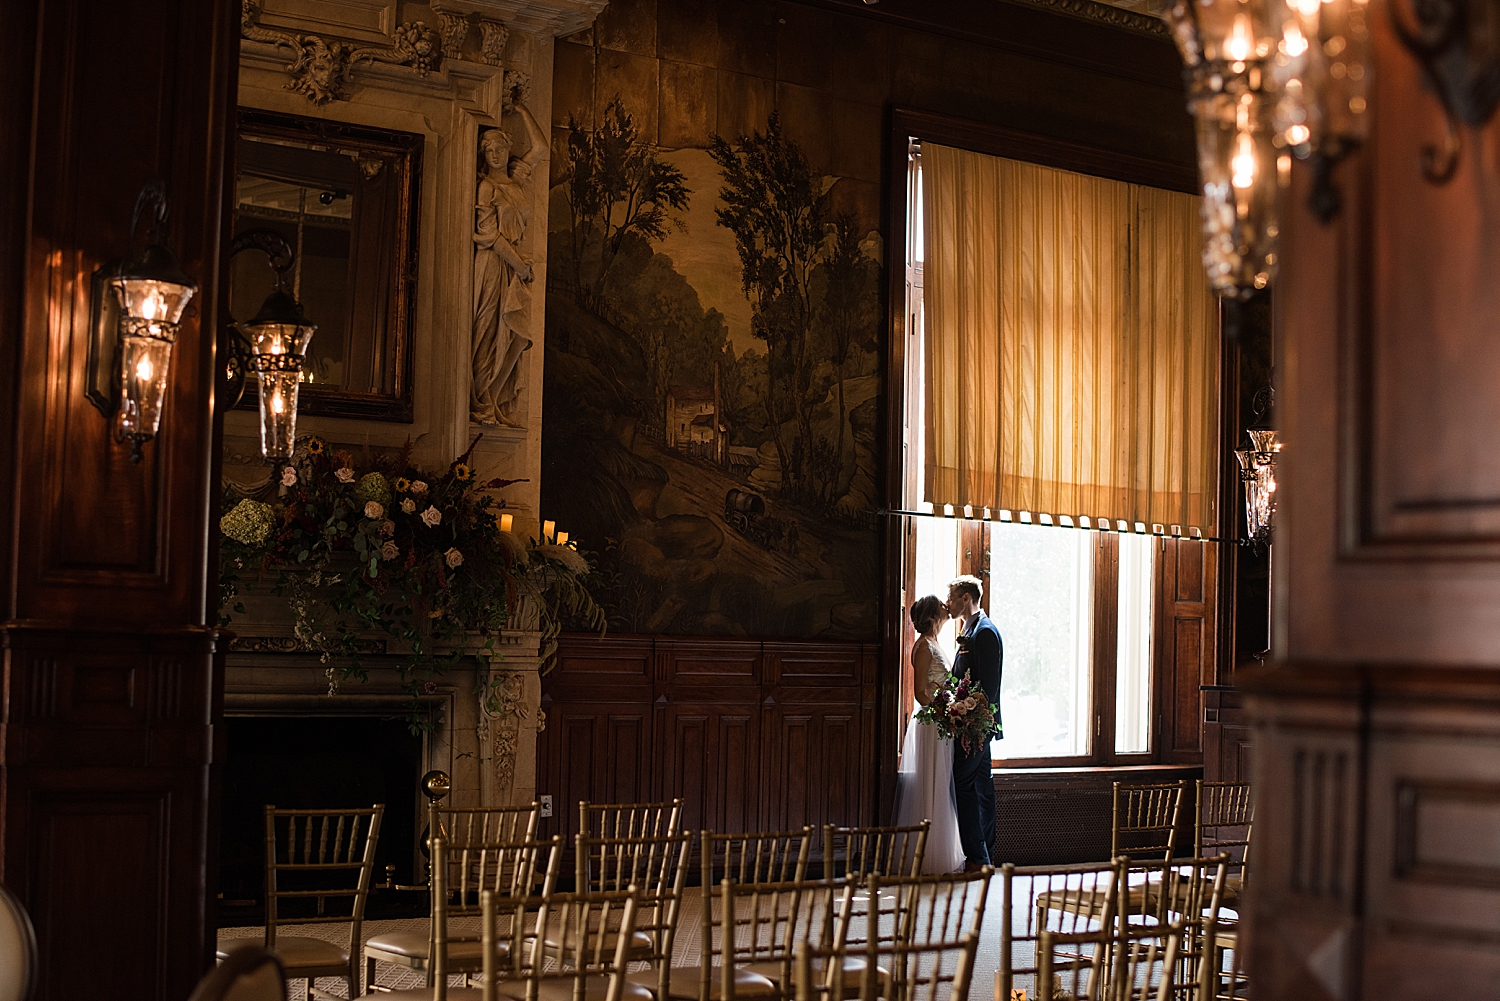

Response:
(709, 113), (826, 500)
(561, 98), (689, 302)
(814, 210), (880, 504)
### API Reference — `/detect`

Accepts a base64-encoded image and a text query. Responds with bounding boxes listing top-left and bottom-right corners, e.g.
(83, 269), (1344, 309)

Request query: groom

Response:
(947, 575), (1002, 872)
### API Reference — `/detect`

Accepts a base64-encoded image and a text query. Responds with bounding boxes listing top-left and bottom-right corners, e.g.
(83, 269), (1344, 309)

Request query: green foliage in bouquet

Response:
(218, 435), (605, 730)
(913, 671), (999, 756)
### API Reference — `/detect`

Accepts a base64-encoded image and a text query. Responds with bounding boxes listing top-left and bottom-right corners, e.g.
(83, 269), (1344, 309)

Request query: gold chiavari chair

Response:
(558, 830), (692, 977)
(1004, 860), (1121, 1001)
(1113, 782), (1187, 863)
(726, 878), (857, 999)
(1194, 782), (1252, 909)
(193, 946), (286, 1001)
(365, 834), (562, 990)
(580, 799), (684, 839)
(790, 907), (981, 1001)
(1039, 921), (1189, 1001)
(1135, 855), (1228, 1001)
(218, 805), (383, 1000)
(821, 822), (929, 882)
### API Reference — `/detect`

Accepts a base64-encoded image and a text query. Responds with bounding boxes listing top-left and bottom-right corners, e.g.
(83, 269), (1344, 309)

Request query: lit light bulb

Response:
(141, 292), (162, 321)
(1232, 132), (1257, 189)
(1283, 24), (1308, 57)
(136, 355), (154, 382)
(271, 393), (285, 415)
(1286, 123), (1311, 145)
(1224, 14), (1254, 61)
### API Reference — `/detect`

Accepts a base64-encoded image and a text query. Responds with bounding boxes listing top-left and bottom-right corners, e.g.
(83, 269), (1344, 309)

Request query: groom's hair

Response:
(949, 575), (983, 603)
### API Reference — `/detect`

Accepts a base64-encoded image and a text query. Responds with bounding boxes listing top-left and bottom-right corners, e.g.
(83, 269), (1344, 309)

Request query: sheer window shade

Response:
(921, 143), (1220, 534)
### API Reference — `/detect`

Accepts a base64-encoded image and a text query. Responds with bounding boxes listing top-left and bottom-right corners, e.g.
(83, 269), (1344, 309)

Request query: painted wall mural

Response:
(542, 4), (885, 639)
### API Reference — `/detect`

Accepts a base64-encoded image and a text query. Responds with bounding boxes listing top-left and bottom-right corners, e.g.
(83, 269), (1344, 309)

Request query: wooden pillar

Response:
(0, 1), (236, 997)
(1244, 4), (1500, 997)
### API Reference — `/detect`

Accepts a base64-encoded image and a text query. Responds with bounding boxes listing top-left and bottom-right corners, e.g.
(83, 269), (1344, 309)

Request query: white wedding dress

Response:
(893, 635), (967, 874)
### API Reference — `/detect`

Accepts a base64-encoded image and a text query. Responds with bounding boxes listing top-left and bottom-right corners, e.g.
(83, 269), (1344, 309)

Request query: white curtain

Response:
(921, 143), (1220, 534)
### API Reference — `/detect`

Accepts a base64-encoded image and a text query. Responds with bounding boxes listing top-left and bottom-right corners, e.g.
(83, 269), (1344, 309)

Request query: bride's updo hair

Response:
(909, 595), (944, 636)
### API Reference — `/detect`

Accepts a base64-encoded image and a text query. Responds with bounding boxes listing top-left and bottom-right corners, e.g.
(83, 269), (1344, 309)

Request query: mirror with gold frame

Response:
(231, 108), (421, 421)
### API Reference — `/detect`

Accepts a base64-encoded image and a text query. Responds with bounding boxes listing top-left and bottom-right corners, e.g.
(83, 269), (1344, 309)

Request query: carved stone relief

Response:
(487, 672), (529, 799)
(480, 21), (510, 66)
(470, 78), (543, 428)
(242, 0), (449, 105)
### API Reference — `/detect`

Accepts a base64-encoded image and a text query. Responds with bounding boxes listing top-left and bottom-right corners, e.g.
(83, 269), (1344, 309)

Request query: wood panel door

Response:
(1156, 539), (1217, 763)
(0, 0), (236, 997)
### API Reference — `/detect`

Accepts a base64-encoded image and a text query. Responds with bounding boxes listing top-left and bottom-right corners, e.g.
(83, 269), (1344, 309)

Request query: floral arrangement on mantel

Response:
(218, 434), (604, 729)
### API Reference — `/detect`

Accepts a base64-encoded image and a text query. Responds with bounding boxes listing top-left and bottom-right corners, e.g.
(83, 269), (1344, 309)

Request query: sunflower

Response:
(305, 436), (326, 455)
(452, 463), (473, 482)
(394, 477), (412, 492)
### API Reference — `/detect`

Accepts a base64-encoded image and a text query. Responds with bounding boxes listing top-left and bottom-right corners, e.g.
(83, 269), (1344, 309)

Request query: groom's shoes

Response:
(963, 861), (987, 874)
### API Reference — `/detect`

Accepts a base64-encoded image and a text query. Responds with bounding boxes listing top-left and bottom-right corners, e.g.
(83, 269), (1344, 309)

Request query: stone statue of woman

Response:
(470, 102), (546, 427)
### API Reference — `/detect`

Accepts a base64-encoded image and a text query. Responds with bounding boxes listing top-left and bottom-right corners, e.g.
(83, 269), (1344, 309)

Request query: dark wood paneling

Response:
(538, 635), (877, 846)
(1157, 540), (1216, 762)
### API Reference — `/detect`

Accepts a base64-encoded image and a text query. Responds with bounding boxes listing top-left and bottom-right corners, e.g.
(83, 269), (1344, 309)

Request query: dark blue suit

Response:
(951, 611), (1002, 865)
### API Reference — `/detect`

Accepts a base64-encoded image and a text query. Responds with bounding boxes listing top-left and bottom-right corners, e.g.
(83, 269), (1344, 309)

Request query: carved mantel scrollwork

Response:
(241, 0), (451, 105)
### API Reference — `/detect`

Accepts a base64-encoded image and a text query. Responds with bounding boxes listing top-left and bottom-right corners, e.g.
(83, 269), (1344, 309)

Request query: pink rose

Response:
(444, 547), (463, 568)
(400, 498), (416, 514)
(380, 541), (399, 561)
(364, 501), (384, 519)
(379, 519), (395, 537)
(420, 505), (441, 527)
(280, 466), (297, 487)
(335, 467), (355, 483)
(410, 480), (429, 495)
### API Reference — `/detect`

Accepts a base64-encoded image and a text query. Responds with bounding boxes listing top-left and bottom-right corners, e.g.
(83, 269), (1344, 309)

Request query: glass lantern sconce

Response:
(220, 229), (317, 464)
(85, 180), (199, 463)
(1236, 385), (1282, 546)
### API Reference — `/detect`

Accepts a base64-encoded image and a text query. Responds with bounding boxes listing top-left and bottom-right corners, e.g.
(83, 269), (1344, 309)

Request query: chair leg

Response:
(367, 957), (378, 993)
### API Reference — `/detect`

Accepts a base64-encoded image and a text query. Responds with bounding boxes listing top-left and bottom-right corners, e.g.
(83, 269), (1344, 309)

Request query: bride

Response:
(893, 594), (967, 874)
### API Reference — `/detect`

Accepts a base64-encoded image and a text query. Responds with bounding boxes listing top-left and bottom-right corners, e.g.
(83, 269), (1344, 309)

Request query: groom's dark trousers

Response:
(952, 611), (1003, 866)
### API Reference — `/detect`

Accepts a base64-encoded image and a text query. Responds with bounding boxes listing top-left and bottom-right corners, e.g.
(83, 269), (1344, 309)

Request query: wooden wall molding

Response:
(537, 634), (878, 852)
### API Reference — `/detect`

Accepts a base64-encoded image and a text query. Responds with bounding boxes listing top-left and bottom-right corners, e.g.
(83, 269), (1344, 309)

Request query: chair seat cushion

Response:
(498, 974), (655, 1001)
(543, 925), (654, 961)
(364, 931), (510, 968)
(627, 966), (778, 1000)
(218, 936), (348, 973)
(374, 990), (487, 1001)
(745, 956), (890, 992)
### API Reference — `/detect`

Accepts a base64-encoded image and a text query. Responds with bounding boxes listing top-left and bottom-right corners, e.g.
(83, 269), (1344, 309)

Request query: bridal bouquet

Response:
(915, 672), (998, 755)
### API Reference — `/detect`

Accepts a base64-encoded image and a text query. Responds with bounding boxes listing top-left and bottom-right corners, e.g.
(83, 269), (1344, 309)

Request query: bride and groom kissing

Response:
(895, 575), (1003, 875)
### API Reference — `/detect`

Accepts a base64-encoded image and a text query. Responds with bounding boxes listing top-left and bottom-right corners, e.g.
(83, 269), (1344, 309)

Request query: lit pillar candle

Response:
(556, 531), (569, 547)
(499, 513), (513, 533)
(542, 520), (556, 542)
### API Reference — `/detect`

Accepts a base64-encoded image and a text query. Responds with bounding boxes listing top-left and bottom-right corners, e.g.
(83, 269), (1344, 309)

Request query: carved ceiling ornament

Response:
(433, 10), (473, 59)
(480, 21), (510, 66)
(241, 0), (451, 105)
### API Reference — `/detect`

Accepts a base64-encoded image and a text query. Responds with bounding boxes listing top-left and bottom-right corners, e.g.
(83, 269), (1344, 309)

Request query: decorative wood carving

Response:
(241, 0), (447, 105)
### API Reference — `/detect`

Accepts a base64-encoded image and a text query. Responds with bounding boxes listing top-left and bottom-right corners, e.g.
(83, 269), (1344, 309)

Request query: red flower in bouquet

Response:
(914, 671), (998, 755)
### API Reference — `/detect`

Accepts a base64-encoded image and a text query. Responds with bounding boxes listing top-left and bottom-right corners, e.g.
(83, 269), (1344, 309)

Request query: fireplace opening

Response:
(218, 714), (427, 926)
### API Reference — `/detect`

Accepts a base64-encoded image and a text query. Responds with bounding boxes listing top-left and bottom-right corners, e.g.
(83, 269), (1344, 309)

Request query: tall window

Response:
(899, 134), (1217, 767)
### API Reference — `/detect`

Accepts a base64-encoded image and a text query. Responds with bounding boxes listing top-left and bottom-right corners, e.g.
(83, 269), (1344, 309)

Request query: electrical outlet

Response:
(539, 794), (553, 818)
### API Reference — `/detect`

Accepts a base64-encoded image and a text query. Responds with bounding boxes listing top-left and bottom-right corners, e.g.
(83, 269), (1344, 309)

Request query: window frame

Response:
(883, 108), (1215, 777)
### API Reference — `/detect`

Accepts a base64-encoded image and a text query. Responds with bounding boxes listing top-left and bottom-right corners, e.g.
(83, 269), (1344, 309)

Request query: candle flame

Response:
(1232, 132), (1257, 189)
(1283, 24), (1308, 57)
(271, 392), (285, 415)
(135, 355), (154, 382)
(1224, 14), (1254, 61)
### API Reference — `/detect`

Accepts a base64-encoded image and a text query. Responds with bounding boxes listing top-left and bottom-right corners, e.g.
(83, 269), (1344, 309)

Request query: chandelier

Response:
(1164, 0), (1371, 297)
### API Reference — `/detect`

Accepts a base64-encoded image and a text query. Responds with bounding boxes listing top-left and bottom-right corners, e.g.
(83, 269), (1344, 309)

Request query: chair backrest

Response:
(441, 833), (563, 922)
(867, 869), (989, 954)
(262, 804), (384, 954)
(996, 860), (1121, 1001)
(1111, 781), (1186, 862)
(1194, 781), (1253, 882)
(700, 827), (814, 888)
(575, 829), (692, 996)
(792, 924), (981, 1001)
(436, 801), (540, 849)
(707, 878), (854, 1001)
(822, 822), (929, 881)
(579, 798), (683, 839)
(1040, 921), (1188, 1001)
(480, 882), (642, 1001)
(189, 945), (286, 1001)
(1117, 854), (1227, 932)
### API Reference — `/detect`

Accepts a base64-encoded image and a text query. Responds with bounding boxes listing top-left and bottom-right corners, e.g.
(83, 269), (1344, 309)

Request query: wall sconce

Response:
(86, 180), (199, 463)
(1236, 386), (1281, 545)
(221, 229), (317, 463)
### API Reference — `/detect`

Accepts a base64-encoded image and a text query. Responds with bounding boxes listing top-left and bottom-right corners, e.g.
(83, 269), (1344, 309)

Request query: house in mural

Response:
(663, 382), (724, 463)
